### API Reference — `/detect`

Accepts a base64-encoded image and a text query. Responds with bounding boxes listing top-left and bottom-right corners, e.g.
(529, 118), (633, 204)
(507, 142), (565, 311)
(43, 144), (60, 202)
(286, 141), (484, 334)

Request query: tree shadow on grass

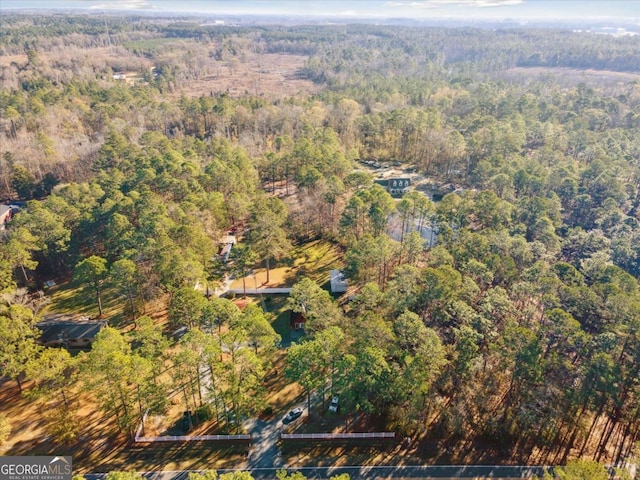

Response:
(45, 279), (129, 327)
(91, 441), (246, 473)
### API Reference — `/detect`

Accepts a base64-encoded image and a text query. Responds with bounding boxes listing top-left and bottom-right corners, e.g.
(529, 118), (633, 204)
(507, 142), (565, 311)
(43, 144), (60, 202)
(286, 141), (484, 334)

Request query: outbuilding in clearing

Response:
(330, 269), (348, 294)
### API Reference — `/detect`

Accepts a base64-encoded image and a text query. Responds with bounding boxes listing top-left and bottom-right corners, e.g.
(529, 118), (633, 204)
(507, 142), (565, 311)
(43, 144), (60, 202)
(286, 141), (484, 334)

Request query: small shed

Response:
(290, 311), (306, 330)
(217, 234), (237, 263)
(330, 270), (348, 294)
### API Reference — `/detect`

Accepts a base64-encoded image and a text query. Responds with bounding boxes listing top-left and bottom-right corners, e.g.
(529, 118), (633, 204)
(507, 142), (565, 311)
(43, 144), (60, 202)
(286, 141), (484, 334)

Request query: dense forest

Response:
(1, 14), (640, 471)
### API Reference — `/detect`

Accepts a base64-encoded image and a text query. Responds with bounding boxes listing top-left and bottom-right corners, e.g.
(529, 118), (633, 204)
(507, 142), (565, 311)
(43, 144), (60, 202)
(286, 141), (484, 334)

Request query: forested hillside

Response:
(1, 14), (640, 469)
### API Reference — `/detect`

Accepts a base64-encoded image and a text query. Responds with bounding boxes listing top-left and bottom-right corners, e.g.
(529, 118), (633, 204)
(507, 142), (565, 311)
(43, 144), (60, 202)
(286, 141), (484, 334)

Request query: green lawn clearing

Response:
(231, 239), (344, 290)
(42, 279), (132, 328)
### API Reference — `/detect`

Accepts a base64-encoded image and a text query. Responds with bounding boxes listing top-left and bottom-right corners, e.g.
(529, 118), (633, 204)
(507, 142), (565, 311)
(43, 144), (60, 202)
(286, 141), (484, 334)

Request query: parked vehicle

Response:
(282, 407), (303, 424)
(329, 395), (339, 413)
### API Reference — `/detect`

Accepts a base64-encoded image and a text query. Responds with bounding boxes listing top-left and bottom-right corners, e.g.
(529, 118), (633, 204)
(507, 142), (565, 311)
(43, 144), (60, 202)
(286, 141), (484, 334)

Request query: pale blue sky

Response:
(2, 0), (639, 21)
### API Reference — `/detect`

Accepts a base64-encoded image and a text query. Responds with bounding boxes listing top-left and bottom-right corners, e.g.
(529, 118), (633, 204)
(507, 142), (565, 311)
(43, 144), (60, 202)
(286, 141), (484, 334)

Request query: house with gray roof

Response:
(37, 317), (106, 348)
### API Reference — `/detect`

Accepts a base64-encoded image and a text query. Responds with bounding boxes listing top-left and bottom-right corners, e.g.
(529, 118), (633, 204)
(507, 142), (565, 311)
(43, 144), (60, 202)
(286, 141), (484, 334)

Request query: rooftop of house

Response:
(37, 318), (106, 345)
(219, 234), (237, 245)
(330, 269), (348, 293)
(374, 177), (411, 186)
(330, 269), (347, 283)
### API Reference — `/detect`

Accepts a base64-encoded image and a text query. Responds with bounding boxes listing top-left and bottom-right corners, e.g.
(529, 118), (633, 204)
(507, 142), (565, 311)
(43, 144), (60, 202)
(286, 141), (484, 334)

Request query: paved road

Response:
(244, 417), (285, 469)
(240, 465), (547, 479)
(84, 464), (549, 480)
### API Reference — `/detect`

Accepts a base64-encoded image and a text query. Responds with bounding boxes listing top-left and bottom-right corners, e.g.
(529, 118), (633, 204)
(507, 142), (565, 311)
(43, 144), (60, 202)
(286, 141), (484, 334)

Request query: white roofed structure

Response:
(330, 269), (348, 293)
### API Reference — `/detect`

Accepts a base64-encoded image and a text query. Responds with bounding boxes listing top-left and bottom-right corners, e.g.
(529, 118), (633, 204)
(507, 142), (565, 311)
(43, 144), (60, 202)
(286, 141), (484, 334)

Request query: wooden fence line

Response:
(281, 432), (395, 440)
(135, 434), (251, 443)
(134, 410), (251, 443)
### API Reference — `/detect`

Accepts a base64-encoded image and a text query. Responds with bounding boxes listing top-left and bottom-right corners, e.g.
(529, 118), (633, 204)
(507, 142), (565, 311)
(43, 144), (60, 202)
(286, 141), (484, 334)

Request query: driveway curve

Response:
(244, 417), (285, 469)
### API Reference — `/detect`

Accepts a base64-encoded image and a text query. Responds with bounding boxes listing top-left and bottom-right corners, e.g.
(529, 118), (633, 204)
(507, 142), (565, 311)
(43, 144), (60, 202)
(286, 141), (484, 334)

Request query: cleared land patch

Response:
(496, 66), (640, 87)
(177, 52), (321, 100)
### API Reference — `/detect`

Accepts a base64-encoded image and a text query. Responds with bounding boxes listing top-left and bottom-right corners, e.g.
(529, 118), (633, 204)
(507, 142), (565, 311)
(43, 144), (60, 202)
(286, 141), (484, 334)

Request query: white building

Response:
(330, 270), (348, 294)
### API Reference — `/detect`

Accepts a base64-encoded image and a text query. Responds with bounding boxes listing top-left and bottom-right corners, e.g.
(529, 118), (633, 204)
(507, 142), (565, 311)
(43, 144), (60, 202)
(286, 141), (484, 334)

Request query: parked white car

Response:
(283, 407), (303, 424)
(328, 395), (339, 413)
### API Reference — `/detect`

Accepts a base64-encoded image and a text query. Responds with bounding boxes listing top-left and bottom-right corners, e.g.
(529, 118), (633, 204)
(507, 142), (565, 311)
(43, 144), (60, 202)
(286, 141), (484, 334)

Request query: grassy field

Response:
(41, 277), (172, 331)
(42, 279), (127, 324)
(230, 239), (344, 290)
